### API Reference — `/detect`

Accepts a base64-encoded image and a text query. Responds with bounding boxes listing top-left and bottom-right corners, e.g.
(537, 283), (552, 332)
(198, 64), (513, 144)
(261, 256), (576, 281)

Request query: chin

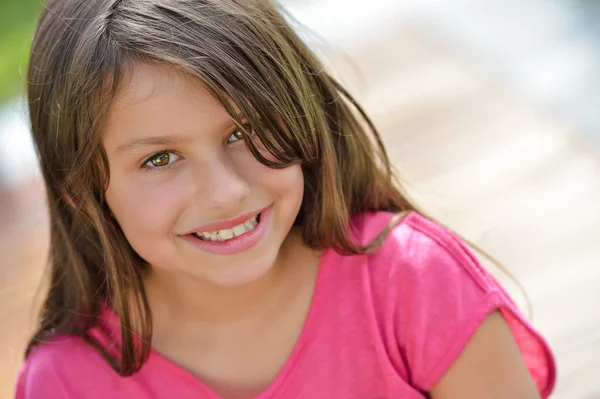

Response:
(200, 251), (280, 288)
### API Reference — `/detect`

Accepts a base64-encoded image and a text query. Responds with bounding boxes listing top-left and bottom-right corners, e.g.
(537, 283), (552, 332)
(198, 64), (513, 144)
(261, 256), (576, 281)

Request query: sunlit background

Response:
(1, 0), (599, 397)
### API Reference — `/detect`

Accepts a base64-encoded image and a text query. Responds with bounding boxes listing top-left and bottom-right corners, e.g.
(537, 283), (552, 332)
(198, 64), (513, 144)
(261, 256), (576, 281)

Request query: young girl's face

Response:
(102, 64), (304, 287)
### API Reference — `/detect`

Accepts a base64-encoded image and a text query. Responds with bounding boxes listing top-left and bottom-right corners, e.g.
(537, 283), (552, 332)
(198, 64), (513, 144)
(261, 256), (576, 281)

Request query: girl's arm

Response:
(429, 310), (541, 399)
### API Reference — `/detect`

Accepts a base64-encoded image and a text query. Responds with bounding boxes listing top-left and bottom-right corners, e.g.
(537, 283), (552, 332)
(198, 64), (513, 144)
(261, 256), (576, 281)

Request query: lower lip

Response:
(181, 205), (271, 255)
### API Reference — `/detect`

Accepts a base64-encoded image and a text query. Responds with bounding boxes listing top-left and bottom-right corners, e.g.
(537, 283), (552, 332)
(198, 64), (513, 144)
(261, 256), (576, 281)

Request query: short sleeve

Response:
(391, 213), (556, 397)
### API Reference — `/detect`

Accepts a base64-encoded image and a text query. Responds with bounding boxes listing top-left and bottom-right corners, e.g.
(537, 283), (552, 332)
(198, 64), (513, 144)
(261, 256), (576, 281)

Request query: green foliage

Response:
(0, 0), (42, 105)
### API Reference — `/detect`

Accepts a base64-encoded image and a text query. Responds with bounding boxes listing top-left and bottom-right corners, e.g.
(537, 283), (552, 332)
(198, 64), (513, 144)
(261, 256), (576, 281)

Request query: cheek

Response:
(239, 153), (304, 205)
(105, 172), (190, 242)
(238, 141), (304, 195)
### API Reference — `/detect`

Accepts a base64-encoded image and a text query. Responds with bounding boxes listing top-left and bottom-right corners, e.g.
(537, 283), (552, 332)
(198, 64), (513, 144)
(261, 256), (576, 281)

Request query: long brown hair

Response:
(25, 0), (496, 375)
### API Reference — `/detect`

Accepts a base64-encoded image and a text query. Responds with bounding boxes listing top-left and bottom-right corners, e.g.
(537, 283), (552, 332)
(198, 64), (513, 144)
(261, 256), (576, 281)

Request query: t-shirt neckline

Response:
(100, 247), (335, 399)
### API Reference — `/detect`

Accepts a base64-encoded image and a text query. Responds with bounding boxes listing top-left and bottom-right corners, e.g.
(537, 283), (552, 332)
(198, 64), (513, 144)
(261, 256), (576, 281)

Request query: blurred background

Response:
(1, 0), (599, 397)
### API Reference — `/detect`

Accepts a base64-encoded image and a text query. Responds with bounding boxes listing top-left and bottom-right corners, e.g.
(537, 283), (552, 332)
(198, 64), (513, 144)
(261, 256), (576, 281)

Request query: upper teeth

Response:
(193, 215), (259, 242)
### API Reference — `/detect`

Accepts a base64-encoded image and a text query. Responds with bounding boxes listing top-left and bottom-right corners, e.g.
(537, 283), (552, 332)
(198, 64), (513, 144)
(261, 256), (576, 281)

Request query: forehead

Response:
(101, 63), (242, 149)
(110, 63), (216, 113)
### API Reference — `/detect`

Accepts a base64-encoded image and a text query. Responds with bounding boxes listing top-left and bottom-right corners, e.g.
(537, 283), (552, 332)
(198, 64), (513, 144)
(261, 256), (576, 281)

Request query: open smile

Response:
(181, 205), (271, 255)
(191, 212), (261, 242)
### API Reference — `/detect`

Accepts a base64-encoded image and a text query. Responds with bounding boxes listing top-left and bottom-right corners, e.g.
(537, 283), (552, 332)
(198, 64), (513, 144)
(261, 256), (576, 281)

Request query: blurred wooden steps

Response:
(0, 26), (599, 398)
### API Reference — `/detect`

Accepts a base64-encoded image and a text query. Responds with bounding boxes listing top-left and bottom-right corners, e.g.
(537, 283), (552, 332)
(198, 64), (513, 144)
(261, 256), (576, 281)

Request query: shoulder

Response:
(19, 334), (103, 377)
(353, 209), (468, 254)
(350, 211), (555, 397)
(353, 211), (492, 292)
(15, 335), (115, 398)
(352, 211), (499, 328)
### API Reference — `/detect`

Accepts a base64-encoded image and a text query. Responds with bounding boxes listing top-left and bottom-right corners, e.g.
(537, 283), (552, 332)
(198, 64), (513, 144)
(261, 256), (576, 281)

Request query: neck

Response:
(145, 258), (287, 327)
(144, 229), (306, 332)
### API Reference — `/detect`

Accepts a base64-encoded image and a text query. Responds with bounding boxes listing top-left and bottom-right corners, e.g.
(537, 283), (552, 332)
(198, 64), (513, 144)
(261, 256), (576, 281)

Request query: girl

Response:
(16, 0), (556, 398)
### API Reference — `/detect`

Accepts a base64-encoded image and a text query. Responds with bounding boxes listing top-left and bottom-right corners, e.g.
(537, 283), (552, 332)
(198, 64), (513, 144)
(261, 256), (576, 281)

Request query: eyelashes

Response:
(141, 150), (181, 171)
(139, 123), (256, 172)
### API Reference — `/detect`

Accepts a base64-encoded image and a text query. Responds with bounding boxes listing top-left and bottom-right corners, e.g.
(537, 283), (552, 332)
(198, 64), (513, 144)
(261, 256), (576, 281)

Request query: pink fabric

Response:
(15, 212), (556, 398)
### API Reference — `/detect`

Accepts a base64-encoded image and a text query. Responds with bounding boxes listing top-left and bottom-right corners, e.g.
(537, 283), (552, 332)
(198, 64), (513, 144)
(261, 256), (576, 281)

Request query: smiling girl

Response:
(16, 1), (555, 398)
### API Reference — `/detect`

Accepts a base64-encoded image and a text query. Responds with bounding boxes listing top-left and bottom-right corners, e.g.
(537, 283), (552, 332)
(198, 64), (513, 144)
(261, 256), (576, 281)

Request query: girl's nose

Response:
(193, 153), (250, 212)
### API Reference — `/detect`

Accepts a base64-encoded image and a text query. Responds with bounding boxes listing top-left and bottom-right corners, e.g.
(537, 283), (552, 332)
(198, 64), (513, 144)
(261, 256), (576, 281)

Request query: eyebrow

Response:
(115, 135), (190, 154)
(114, 112), (250, 154)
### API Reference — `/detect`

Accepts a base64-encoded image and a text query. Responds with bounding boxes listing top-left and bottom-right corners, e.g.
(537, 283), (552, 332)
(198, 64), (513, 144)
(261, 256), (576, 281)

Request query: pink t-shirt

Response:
(15, 212), (556, 398)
